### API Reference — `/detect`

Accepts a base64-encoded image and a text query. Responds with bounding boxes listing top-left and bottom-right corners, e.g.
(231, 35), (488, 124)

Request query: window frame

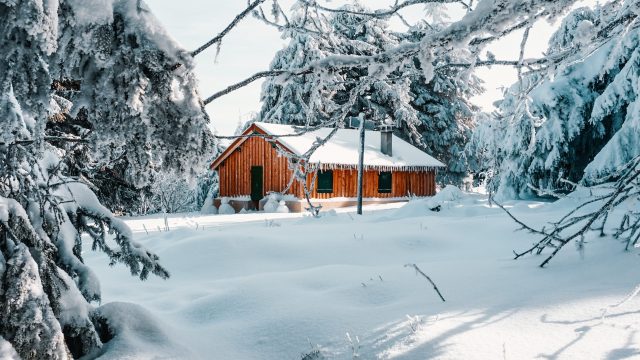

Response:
(378, 171), (392, 193)
(316, 170), (334, 194)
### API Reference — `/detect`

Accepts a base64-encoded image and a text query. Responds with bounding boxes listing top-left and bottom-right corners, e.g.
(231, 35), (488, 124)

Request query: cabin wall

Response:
(216, 136), (437, 200)
(217, 136), (300, 197)
(305, 169), (436, 198)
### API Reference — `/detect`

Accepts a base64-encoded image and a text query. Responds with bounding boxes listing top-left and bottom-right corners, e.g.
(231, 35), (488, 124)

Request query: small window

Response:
(317, 170), (333, 193)
(378, 171), (392, 193)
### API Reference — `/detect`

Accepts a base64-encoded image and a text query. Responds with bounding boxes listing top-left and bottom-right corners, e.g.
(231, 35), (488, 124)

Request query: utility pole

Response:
(356, 113), (365, 215)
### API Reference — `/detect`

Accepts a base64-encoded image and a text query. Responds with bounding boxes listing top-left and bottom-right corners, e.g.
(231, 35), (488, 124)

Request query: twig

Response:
(405, 263), (446, 302)
(191, 0), (267, 57)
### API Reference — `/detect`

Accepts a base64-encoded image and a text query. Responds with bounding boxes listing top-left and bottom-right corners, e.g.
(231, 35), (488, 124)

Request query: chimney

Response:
(380, 124), (393, 156)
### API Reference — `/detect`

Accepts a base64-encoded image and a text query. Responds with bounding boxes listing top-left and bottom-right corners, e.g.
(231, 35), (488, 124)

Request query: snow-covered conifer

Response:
(403, 21), (483, 184)
(474, 0), (640, 198)
(259, 3), (483, 184)
(0, 0), (214, 358)
(258, 7), (339, 126)
(49, 0), (216, 212)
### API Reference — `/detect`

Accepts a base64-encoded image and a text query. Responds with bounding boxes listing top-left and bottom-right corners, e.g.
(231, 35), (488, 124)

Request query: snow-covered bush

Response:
(200, 187), (219, 215)
(149, 172), (195, 214)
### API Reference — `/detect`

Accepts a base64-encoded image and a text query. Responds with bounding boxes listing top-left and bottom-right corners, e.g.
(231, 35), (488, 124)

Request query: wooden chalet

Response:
(209, 122), (445, 212)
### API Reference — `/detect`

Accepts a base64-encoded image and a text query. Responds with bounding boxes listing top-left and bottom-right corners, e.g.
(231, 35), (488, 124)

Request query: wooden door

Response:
(251, 166), (263, 203)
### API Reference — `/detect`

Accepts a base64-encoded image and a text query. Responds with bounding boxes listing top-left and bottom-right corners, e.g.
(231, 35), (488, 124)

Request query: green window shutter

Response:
(317, 170), (334, 193)
(378, 171), (392, 193)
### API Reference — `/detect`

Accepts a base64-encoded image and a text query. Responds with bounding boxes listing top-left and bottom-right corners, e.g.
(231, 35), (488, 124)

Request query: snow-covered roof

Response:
(242, 122), (445, 170)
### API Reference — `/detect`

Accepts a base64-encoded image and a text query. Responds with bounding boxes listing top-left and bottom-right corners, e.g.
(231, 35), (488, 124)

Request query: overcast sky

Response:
(147, 1), (598, 136)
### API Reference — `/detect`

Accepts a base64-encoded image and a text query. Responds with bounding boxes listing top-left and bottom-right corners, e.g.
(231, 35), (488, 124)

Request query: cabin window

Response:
(317, 170), (333, 193)
(378, 171), (392, 193)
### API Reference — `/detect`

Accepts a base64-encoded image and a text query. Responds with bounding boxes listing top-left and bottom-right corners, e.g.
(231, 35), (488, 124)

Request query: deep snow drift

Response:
(84, 191), (640, 359)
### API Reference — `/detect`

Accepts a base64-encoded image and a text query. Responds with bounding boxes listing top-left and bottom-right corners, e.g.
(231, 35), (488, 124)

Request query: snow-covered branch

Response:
(205, 0), (580, 103)
(497, 156), (640, 267)
(299, 0), (471, 18)
(191, 0), (268, 57)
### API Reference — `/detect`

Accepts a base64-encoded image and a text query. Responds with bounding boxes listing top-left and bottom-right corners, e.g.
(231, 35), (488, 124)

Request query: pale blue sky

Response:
(147, 1), (598, 136)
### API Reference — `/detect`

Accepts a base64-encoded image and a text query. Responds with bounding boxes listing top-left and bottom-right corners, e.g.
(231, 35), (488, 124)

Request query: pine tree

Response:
(0, 1), (215, 358)
(403, 22), (483, 185)
(474, 0), (640, 198)
(48, 0), (216, 213)
(259, 3), (483, 184)
(258, 7), (340, 126)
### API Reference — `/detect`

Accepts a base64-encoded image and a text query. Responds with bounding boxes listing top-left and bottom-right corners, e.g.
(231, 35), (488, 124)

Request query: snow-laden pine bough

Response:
(0, 142), (170, 359)
(1, 0), (215, 358)
(493, 156), (640, 267)
(468, 0), (640, 199)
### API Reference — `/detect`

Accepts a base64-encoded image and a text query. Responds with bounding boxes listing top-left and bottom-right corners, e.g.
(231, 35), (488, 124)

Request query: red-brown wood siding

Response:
(215, 136), (436, 199)
(303, 168), (435, 198)
(217, 136), (301, 197)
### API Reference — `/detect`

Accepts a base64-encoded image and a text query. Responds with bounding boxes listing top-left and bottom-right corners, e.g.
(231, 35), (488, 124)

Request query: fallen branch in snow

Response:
(404, 263), (446, 302)
(495, 156), (640, 267)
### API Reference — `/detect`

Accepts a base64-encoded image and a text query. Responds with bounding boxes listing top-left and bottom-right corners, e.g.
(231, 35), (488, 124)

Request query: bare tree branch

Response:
(495, 156), (640, 267)
(191, 0), (267, 57)
(203, 68), (313, 105)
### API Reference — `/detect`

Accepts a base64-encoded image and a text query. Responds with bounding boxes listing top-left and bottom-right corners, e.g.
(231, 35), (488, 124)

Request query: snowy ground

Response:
(85, 190), (640, 359)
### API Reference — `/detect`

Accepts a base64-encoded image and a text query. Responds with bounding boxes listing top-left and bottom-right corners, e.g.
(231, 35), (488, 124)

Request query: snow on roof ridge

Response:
(253, 121), (445, 169)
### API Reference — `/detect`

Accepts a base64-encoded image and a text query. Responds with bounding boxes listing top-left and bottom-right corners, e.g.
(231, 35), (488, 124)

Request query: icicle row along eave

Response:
(316, 162), (443, 172)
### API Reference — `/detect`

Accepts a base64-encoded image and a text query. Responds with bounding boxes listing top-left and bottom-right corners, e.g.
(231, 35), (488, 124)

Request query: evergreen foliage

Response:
(469, 0), (640, 198)
(258, 3), (482, 185)
(0, 0), (215, 358)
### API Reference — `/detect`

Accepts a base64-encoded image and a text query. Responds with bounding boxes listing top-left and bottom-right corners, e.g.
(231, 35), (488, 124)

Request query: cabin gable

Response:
(216, 132), (302, 199)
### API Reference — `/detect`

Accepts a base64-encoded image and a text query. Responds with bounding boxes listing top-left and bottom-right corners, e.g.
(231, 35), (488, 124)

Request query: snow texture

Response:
(218, 197), (235, 215)
(91, 302), (194, 359)
(0, 337), (19, 360)
(85, 189), (640, 359)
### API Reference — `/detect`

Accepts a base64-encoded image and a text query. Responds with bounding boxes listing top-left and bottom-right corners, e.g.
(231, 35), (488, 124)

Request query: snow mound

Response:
(432, 185), (465, 202)
(388, 198), (433, 218)
(389, 186), (469, 218)
(92, 302), (194, 359)
(0, 336), (19, 360)
(263, 193), (279, 213)
(218, 197), (235, 215)
(276, 200), (290, 213)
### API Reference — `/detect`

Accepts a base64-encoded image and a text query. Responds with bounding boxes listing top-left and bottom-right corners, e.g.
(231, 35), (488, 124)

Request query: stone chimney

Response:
(379, 124), (393, 156)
